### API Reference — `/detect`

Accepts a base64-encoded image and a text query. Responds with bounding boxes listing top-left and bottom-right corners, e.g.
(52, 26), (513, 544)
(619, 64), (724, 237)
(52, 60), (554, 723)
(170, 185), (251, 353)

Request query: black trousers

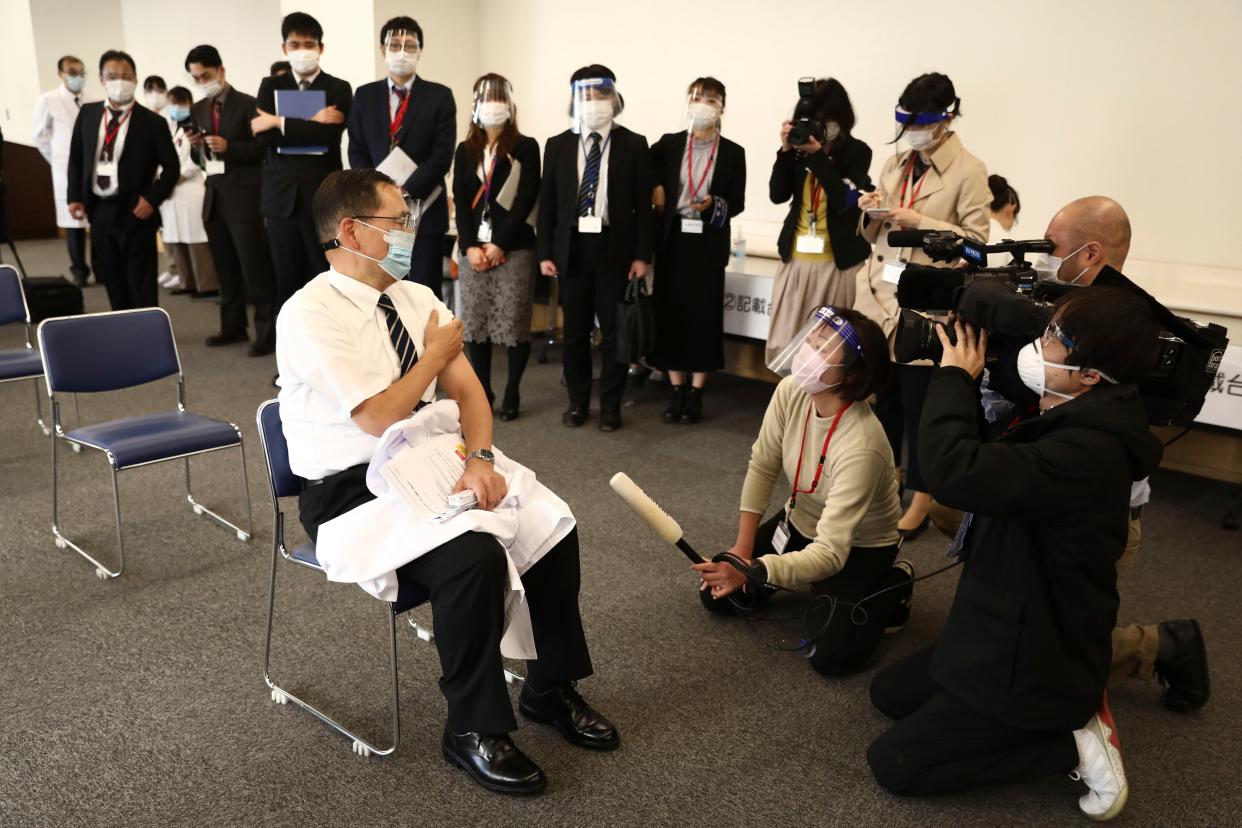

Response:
(875, 363), (935, 494)
(299, 464), (594, 735)
(89, 200), (158, 310)
(206, 208), (276, 346)
(867, 647), (1078, 796)
(65, 227), (90, 281)
(267, 211), (327, 311)
(701, 512), (909, 676)
(407, 230), (443, 298)
(560, 230), (628, 412)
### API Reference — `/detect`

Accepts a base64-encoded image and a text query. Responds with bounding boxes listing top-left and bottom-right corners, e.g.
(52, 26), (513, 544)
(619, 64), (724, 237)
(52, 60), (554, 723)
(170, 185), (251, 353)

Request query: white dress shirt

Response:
(387, 76), (414, 120)
(92, 100), (136, 198)
(575, 121), (612, 224)
(275, 267), (453, 481)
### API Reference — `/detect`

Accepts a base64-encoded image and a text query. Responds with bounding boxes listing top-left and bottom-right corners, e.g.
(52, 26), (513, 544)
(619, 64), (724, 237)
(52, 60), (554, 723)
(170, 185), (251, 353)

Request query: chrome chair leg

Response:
(50, 430), (124, 579)
(406, 614), (524, 684)
(184, 437), (253, 542)
(34, 378), (50, 436)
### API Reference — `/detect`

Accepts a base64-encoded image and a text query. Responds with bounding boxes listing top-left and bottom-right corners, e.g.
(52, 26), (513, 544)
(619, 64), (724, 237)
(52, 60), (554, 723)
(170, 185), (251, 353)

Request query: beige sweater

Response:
(740, 377), (901, 587)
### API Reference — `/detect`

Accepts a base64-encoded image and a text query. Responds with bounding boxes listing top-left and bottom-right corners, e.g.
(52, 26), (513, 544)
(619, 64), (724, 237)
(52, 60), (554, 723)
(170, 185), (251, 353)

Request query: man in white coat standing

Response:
(33, 56), (96, 286)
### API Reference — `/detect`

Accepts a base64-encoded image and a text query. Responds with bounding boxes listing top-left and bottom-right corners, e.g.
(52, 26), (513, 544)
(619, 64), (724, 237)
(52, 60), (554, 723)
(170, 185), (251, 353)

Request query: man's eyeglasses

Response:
(1042, 320), (1075, 351)
(353, 214), (415, 232)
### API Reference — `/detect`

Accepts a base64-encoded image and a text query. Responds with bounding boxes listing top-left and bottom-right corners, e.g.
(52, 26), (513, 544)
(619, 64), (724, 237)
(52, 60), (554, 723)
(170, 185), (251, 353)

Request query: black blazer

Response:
(769, 135), (873, 269)
(66, 102), (178, 220)
(650, 131), (746, 271)
(452, 135), (540, 254)
(255, 71), (352, 219)
(536, 125), (653, 277)
(190, 87), (264, 222)
(348, 77), (455, 236)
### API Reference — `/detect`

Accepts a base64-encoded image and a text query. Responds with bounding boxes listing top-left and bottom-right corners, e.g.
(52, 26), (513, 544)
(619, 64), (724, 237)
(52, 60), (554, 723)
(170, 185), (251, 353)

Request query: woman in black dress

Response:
(649, 77), (746, 424)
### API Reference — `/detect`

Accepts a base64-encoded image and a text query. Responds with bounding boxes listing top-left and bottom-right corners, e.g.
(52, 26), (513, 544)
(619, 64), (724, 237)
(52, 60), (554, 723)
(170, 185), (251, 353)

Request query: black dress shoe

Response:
(206, 331), (248, 347)
(627, 365), (651, 387)
(170, 287), (194, 295)
(518, 682), (619, 751)
(599, 409), (622, 432)
(499, 389), (520, 421)
(663, 385), (687, 424)
(191, 289), (220, 299)
(247, 341), (275, 357)
(441, 725), (547, 796)
(679, 387), (704, 425)
(562, 406), (587, 427)
(1155, 619), (1210, 713)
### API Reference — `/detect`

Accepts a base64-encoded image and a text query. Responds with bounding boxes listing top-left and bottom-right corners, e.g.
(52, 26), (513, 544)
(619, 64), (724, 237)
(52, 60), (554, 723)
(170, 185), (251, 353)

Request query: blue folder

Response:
(275, 89), (328, 156)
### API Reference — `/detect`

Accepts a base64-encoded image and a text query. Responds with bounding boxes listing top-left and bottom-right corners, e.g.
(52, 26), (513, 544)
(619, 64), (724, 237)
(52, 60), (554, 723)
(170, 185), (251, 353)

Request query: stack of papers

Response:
(378, 432), (473, 523)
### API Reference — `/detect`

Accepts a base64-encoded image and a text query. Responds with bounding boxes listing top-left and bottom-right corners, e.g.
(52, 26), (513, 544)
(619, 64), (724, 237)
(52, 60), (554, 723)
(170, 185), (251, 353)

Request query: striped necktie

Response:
(377, 293), (418, 375)
(576, 132), (602, 217)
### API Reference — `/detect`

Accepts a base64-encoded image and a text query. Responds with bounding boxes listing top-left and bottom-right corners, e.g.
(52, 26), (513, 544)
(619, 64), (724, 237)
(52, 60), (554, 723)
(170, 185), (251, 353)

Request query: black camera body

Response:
(788, 77), (826, 147)
(890, 230), (1230, 427)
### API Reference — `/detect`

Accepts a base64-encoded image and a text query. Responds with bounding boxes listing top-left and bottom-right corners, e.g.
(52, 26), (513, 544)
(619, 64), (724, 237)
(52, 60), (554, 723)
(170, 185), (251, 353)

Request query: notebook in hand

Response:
(274, 89), (328, 156)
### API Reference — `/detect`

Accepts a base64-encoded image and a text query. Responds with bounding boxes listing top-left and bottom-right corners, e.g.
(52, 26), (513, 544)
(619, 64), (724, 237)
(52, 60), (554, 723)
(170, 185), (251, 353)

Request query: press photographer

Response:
(866, 288), (1163, 821)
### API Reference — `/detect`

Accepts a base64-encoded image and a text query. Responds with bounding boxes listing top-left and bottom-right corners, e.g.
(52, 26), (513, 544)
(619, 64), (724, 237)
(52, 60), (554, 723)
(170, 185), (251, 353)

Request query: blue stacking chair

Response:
(0, 264), (50, 436)
(37, 308), (253, 579)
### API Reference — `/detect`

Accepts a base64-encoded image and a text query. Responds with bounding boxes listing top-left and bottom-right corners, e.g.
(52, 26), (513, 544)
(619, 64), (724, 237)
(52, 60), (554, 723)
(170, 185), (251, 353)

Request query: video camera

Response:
(788, 77), (826, 147)
(889, 229), (1230, 427)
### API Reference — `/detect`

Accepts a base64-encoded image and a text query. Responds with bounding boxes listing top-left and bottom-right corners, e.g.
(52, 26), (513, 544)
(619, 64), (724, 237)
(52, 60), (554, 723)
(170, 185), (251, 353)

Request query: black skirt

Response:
(649, 229), (725, 372)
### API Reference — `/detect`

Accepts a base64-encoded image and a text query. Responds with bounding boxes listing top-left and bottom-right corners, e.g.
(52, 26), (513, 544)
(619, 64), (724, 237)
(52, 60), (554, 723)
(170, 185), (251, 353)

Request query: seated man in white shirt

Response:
(276, 169), (618, 796)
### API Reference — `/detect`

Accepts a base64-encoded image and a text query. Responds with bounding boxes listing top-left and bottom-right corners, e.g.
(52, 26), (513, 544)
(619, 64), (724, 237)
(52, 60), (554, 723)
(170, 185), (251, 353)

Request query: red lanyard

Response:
(807, 172), (823, 225)
(389, 88), (411, 145)
(101, 109), (129, 158)
(788, 400), (852, 512)
(685, 134), (718, 202)
(898, 153), (929, 209)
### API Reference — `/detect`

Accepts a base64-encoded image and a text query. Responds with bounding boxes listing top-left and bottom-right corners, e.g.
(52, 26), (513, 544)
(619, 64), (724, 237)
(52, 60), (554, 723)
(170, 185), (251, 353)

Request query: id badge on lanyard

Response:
(772, 521), (791, 555)
(781, 401), (852, 554)
(205, 156), (225, 175)
(795, 177), (825, 254)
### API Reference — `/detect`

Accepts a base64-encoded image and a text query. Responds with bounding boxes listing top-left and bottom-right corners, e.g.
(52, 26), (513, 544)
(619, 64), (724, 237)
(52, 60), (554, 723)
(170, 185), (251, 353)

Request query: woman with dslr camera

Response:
(855, 72), (990, 540)
(766, 78), (873, 364)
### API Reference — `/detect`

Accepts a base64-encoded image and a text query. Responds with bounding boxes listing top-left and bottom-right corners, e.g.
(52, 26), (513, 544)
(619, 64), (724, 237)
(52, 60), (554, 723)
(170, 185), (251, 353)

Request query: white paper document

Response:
(378, 431), (471, 523)
(376, 146), (418, 187)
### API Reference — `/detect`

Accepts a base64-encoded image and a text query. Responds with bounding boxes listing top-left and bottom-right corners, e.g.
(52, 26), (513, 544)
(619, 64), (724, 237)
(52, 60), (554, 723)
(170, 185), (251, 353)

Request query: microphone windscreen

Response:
(886, 229), (931, 248)
(609, 473), (683, 545)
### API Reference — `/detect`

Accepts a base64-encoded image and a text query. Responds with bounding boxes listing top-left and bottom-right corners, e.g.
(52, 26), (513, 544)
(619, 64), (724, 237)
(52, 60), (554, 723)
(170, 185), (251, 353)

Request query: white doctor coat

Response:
(32, 84), (97, 229)
(157, 122), (209, 245)
(315, 401), (577, 660)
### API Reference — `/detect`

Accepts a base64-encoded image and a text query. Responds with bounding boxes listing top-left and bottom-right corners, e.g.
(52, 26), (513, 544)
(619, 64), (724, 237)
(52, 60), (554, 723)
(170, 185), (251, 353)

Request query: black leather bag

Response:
(23, 276), (84, 323)
(616, 278), (655, 364)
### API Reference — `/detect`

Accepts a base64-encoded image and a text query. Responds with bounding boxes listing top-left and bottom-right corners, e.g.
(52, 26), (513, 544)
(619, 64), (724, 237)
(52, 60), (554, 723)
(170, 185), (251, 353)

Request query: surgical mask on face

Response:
(341, 220), (416, 280)
(824, 121), (841, 141)
(1033, 243), (1090, 284)
(197, 77), (223, 99)
(385, 50), (418, 77)
(686, 102), (718, 130)
(287, 49), (320, 76)
(579, 100), (613, 131)
(146, 91), (168, 110)
(168, 105), (191, 122)
(903, 126), (940, 151)
(64, 75), (86, 94)
(791, 342), (844, 394)
(1016, 337), (1083, 401)
(477, 101), (510, 129)
(105, 79), (136, 104)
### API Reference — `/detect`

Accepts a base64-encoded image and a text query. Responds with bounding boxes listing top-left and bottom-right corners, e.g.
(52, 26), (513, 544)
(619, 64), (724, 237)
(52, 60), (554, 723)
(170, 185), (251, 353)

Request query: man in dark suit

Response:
(67, 50), (178, 310)
(185, 45), (277, 356)
(250, 11), (352, 308)
(347, 16), (455, 297)
(537, 65), (653, 432)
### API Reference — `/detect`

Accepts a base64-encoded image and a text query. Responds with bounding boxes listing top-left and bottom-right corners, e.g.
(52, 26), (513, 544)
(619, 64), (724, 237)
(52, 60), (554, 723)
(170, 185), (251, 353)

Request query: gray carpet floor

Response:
(1, 239), (1238, 827)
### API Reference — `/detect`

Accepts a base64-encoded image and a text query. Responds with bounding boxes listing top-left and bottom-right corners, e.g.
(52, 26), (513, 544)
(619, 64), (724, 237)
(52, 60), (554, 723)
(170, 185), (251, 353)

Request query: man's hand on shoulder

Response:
(423, 309), (464, 368)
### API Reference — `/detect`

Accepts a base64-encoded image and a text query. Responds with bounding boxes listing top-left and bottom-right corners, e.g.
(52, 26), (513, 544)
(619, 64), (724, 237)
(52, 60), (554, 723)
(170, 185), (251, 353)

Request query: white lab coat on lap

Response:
(32, 84), (96, 229)
(315, 400), (577, 660)
(157, 122), (208, 244)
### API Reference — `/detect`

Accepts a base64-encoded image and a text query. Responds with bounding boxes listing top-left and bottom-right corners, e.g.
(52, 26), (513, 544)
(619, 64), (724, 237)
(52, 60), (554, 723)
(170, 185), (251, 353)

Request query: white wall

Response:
(474, 0), (1242, 274)
(279, 0), (376, 96)
(0, 0), (41, 145)
(30, 0), (125, 101)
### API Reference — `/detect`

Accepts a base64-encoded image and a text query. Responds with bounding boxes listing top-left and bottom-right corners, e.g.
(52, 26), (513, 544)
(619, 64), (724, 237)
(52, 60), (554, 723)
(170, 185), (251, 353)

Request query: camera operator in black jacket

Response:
(866, 287), (1163, 822)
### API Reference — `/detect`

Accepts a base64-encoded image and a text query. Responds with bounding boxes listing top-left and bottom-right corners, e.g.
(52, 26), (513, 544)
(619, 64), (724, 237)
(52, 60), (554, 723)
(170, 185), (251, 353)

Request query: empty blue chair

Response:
(37, 308), (253, 579)
(0, 264), (50, 435)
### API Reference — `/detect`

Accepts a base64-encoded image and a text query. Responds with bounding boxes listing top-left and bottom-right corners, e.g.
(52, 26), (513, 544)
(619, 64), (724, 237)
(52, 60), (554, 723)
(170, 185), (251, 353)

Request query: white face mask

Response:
(1033, 243), (1090, 284)
(791, 342), (845, 394)
(146, 91), (167, 110)
(686, 102), (719, 130)
(287, 49), (320, 76)
(824, 121), (841, 141)
(579, 99), (613, 131)
(64, 75), (86, 94)
(904, 125), (941, 151)
(476, 101), (510, 129)
(105, 79), (136, 104)
(385, 51), (418, 78)
(197, 77), (223, 99)
(1016, 336), (1110, 402)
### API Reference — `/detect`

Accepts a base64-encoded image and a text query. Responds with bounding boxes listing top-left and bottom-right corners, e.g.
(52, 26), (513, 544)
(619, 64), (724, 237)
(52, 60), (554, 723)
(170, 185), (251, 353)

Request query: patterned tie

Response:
(74, 95), (80, 108)
(393, 85), (407, 102)
(576, 132), (602, 217)
(97, 107), (123, 189)
(298, 79), (310, 91)
(377, 293), (418, 376)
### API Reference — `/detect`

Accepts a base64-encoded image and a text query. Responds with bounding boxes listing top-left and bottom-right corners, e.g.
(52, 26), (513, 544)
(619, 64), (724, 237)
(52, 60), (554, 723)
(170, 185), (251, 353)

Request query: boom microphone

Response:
(885, 229), (933, 248)
(609, 473), (705, 563)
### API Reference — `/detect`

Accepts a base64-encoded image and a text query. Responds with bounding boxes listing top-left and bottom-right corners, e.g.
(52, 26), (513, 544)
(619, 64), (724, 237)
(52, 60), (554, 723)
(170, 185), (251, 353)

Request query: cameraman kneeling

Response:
(866, 288), (1162, 822)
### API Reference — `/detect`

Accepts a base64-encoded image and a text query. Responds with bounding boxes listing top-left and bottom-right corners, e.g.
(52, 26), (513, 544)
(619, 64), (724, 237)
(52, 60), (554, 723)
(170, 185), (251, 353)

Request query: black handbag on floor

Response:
(616, 278), (655, 364)
(23, 276), (84, 323)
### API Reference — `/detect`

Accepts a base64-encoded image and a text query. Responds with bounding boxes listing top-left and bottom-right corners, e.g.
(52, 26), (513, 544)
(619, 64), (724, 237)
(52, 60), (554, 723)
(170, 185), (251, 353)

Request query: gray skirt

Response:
(765, 258), (863, 363)
(455, 247), (535, 347)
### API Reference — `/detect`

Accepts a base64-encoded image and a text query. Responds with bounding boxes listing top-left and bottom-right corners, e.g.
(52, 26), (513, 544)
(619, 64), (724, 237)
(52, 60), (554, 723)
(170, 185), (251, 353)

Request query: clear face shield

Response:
(383, 29), (421, 78)
(683, 86), (723, 133)
(472, 77), (515, 129)
(571, 77), (621, 135)
(894, 104), (953, 152)
(767, 306), (863, 393)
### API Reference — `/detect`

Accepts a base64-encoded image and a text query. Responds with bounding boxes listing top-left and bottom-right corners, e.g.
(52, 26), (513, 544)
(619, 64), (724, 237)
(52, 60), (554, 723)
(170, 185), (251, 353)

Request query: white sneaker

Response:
(1071, 694), (1128, 821)
(158, 271), (177, 287)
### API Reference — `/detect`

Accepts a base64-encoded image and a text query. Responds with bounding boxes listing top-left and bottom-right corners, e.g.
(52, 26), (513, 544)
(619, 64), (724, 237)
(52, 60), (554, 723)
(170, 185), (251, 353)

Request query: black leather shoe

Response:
(500, 392), (520, 421)
(1155, 619), (1210, 713)
(206, 331), (248, 347)
(518, 682), (619, 751)
(170, 287), (194, 295)
(663, 385), (687, 424)
(562, 406), (587, 427)
(441, 725), (547, 796)
(247, 341), (275, 358)
(679, 387), (704, 425)
(599, 409), (622, 432)
(191, 289), (220, 299)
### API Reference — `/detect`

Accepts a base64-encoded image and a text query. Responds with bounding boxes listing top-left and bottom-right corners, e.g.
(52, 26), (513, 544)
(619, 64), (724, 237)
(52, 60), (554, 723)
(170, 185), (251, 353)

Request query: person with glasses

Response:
(33, 55), (97, 286)
(347, 16), (456, 297)
(277, 168), (618, 798)
(250, 11), (353, 310)
(66, 50), (178, 310)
